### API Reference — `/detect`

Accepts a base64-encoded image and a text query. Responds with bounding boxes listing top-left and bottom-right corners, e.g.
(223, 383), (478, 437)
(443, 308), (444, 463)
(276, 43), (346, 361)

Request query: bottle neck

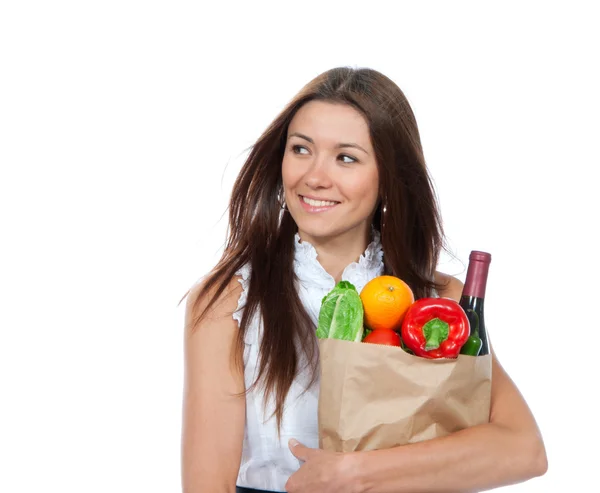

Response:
(460, 295), (485, 310)
(463, 260), (490, 298)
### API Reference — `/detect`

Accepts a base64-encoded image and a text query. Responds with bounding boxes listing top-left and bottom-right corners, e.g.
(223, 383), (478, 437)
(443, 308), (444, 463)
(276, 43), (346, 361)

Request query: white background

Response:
(1, 1), (597, 492)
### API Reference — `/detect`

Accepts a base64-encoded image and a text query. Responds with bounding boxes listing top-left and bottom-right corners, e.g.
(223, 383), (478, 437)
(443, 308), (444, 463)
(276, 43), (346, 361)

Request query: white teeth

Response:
(302, 196), (338, 207)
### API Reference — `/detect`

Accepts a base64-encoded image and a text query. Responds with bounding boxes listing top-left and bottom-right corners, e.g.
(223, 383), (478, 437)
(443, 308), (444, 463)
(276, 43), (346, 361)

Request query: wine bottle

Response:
(459, 251), (491, 356)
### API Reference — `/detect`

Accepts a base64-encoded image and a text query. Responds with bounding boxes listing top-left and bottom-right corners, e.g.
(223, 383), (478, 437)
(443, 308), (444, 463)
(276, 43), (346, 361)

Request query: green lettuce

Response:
(316, 281), (364, 341)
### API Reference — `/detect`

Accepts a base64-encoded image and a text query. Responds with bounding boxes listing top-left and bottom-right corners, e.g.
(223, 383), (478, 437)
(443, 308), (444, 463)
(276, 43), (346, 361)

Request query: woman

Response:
(180, 67), (547, 493)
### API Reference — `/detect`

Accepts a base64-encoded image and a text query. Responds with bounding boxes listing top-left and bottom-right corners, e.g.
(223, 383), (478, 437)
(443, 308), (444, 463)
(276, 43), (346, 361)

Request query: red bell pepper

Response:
(400, 297), (470, 359)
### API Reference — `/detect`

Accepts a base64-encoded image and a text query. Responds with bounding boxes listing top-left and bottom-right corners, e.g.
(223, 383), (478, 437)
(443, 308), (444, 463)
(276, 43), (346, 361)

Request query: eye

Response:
(291, 144), (309, 155)
(291, 145), (358, 164)
(339, 154), (358, 164)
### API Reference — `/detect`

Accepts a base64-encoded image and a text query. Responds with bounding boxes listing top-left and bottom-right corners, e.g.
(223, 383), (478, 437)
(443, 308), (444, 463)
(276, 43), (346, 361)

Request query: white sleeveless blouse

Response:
(233, 231), (385, 491)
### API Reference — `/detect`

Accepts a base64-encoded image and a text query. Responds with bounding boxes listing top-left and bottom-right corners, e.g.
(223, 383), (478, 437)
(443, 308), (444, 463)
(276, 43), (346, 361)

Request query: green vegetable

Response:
(316, 281), (364, 341)
(460, 336), (483, 356)
(460, 309), (482, 356)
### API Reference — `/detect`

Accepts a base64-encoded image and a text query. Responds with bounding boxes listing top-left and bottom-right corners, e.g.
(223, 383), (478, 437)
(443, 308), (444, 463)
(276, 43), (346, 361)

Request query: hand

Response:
(285, 439), (363, 493)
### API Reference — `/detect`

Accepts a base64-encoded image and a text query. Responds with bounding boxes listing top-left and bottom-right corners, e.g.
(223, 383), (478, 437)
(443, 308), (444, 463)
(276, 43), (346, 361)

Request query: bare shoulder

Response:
(183, 273), (245, 381)
(181, 274), (246, 490)
(184, 274), (243, 335)
(433, 271), (464, 302)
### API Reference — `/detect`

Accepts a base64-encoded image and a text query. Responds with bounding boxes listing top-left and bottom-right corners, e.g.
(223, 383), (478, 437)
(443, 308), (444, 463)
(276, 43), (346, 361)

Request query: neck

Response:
(298, 225), (373, 283)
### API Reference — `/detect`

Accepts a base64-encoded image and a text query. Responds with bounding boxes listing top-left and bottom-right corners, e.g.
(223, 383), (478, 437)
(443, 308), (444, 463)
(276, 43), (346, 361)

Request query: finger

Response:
(288, 438), (306, 459)
(288, 438), (319, 461)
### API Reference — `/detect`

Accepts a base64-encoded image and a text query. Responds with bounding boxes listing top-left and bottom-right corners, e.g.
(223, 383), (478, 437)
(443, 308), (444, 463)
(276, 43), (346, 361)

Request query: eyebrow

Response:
(287, 132), (369, 155)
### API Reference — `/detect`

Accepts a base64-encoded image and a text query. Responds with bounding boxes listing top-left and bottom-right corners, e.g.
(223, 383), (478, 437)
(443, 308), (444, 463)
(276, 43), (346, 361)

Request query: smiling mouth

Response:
(300, 195), (340, 207)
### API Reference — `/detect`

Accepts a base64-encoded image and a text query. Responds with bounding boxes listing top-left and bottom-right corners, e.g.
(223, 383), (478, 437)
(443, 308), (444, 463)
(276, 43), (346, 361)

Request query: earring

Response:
(279, 191), (288, 210)
(380, 203), (387, 227)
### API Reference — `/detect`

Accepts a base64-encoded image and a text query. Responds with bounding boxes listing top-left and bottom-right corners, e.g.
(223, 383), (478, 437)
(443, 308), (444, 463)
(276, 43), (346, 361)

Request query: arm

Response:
(181, 278), (246, 493)
(354, 274), (548, 493)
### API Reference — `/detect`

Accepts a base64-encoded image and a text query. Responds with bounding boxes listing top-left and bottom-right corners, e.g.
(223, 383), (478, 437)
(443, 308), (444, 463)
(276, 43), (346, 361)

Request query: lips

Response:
(299, 195), (340, 207)
(297, 194), (340, 213)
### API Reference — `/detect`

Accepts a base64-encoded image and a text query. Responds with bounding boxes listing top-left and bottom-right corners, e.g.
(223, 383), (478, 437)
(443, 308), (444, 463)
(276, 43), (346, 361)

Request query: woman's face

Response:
(282, 101), (380, 245)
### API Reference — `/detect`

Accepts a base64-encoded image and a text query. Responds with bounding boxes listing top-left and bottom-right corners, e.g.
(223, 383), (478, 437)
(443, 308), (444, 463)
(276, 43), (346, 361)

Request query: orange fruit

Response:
(360, 275), (415, 331)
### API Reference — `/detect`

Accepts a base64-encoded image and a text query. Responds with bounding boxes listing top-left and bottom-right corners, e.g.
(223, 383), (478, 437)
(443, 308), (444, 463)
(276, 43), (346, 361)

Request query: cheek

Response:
(345, 169), (379, 204)
(281, 156), (298, 188)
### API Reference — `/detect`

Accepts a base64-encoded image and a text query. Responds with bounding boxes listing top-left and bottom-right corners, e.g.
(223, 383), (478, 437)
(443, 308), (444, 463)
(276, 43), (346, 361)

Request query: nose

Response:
(304, 159), (333, 190)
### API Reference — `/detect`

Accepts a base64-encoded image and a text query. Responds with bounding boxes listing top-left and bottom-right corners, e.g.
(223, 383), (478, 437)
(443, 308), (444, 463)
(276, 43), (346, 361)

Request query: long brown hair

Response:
(182, 66), (447, 430)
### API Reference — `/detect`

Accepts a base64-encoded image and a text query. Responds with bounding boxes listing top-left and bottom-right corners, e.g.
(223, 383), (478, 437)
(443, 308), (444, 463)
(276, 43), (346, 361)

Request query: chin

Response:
(294, 218), (360, 243)
(295, 224), (335, 240)
(290, 217), (330, 238)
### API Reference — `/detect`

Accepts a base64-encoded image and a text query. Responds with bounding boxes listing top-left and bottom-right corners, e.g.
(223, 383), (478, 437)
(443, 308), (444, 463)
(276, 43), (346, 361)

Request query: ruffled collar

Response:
(293, 229), (385, 292)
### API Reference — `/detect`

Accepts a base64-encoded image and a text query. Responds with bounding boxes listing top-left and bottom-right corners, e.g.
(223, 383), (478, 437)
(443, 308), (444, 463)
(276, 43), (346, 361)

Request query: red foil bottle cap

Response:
(463, 250), (492, 298)
(470, 251), (492, 263)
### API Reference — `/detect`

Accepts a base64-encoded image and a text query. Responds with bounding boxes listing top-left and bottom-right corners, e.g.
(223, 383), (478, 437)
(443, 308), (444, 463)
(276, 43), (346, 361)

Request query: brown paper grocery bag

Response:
(318, 338), (492, 452)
